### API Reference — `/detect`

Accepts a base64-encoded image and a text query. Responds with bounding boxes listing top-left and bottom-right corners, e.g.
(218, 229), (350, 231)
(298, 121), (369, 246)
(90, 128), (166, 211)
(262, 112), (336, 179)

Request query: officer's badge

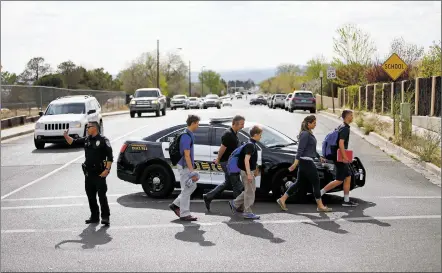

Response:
(105, 139), (111, 147)
(96, 140), (100, 146)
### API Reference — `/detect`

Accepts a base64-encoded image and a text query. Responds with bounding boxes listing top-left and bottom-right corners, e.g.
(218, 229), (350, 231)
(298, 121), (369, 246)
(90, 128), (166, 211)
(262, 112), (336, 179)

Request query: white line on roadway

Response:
(1, 215), (440, 234)
(1, 195), (440, 202)
(1, 123), (153, 200)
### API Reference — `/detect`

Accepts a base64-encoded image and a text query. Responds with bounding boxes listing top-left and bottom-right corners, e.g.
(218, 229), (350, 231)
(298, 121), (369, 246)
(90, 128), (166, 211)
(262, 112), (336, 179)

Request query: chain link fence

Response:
(1, 85), (127, 119)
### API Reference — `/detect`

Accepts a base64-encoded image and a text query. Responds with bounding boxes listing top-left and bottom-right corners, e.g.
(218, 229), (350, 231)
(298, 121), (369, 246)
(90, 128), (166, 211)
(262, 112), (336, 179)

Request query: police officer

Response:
(63, 121), (113, 225)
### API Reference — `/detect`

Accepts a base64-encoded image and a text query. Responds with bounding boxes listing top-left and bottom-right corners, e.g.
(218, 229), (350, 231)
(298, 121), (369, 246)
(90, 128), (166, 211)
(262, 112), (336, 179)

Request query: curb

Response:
(318, 110), (441, 182)
(1, 110), (129, 141)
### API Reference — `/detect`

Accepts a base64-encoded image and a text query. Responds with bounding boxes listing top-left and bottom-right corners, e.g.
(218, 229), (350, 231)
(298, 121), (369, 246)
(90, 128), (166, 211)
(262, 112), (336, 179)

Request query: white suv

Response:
(34, 95), (103, 149)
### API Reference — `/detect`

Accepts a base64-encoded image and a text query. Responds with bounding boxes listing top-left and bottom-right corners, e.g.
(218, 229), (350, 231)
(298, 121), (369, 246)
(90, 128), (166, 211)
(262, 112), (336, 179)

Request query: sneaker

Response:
(342, 200), (359, 207)
(243, 213), (260, 220)
(228, 200), (237, 214)
(169, 203), (180, 217)
(180, 215), (197, 221)
(203, 194), (211, 212)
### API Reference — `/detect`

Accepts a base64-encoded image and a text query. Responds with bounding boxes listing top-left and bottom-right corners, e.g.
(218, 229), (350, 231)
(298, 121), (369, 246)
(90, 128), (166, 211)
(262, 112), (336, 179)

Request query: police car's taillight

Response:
(120, 144), (128, 153)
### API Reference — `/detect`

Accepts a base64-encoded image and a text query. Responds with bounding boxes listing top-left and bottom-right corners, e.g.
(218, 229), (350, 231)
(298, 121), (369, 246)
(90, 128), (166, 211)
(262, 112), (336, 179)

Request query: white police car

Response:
(33, 95), (103, 149)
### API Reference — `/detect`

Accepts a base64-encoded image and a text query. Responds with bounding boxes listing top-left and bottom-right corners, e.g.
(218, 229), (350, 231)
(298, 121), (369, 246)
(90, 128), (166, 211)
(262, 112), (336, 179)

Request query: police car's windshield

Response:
(135, 90), (159, 97)
(242, 125), (297, 148)
(45, 103), (86, 115)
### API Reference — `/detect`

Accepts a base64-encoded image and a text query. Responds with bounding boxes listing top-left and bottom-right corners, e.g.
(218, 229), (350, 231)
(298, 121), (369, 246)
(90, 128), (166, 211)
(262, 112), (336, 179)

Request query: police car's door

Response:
(159, 126), (212, 187)
(210, 127), (262, 188)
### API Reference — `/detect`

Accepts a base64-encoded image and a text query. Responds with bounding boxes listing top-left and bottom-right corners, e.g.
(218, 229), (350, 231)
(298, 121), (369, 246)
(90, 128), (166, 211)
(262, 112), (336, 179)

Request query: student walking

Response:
(203, 115), (245, 212)
(169, 115), (201, 221)
(320, 110), (358, 206)
(228, 125), (262, 220)
(276, 115), (332, 212)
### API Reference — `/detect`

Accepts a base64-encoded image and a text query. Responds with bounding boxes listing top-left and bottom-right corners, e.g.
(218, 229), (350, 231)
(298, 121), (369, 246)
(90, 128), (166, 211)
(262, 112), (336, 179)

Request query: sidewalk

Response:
(0, 110), (129, 141)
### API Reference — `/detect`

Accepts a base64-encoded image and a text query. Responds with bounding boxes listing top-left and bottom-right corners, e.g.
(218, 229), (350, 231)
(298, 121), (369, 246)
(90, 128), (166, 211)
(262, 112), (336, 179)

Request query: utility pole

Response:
(156, 39), (160, 89)
(188, 60), (191, 97)
(201, 66), (205, 97)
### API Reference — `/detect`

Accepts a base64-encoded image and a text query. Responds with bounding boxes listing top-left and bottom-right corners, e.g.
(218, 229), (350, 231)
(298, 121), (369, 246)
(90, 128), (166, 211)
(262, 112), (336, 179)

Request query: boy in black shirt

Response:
(203, 115), (245, 211)
(320, 110), (358, 206)
(228, 125), (262, 220)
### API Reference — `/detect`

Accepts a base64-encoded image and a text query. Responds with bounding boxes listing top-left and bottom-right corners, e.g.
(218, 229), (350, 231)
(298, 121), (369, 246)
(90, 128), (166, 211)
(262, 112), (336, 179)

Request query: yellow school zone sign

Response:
(382, 53), (408, 81)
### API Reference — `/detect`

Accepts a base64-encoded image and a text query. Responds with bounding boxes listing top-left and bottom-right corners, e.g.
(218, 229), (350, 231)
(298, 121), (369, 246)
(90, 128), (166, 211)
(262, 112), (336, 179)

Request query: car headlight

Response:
(130, 100), (136, 105)
(35, 122), (43, 129)
(152, 100), (158, 104)
(71, 121), (82, 128)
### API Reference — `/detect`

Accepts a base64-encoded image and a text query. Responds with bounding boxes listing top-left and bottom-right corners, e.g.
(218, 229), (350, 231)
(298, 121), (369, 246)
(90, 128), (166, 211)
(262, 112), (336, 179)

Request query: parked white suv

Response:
(34, 95), (103, 149)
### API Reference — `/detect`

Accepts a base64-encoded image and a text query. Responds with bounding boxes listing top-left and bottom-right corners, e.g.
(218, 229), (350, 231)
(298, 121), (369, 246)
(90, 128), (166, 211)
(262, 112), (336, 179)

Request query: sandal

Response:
(317, 206), (332, 212)
(277, 199), (288, 211)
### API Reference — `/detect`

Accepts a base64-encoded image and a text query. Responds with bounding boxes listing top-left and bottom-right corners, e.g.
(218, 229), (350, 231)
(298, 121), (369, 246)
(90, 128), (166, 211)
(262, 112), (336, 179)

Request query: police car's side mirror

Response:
(38, 111), (43, 116)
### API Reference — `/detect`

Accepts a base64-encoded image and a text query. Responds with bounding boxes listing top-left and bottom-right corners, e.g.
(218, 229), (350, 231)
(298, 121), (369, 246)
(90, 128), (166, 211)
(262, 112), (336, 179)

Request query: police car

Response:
(116, 117), (366, 200)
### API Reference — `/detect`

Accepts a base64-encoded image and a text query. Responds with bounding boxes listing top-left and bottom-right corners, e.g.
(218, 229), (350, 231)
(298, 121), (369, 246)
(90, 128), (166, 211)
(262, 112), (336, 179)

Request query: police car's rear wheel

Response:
(271, 168), (307, 202)
(141, 164), (174, 198)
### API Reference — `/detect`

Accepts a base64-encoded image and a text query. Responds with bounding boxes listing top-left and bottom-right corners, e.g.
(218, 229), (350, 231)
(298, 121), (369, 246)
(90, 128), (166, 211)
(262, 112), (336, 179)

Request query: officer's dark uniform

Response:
(72, 133), (113, 224)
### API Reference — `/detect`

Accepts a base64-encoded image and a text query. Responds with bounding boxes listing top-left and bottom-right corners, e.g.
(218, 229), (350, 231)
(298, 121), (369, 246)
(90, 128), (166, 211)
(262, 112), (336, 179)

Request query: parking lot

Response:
(1, 98), (440, 272)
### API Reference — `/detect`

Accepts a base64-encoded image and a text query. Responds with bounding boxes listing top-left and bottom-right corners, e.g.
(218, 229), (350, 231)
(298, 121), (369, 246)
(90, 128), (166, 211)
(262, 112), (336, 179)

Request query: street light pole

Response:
(201, 66), (205, 97)
(156, 39), (160, 89)
(188, 60), (191, 97)
(319, 70), (323, 109)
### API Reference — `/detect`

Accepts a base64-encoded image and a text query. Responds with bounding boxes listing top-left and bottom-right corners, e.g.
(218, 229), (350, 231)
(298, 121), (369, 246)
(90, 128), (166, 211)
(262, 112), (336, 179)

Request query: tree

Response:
(19, 57), (51, 83)
(276, 64), (301, 76)
(333, 23), (376, 65)
(56, 61), (87, 89)
(389, 37), (424, 65)
(418, 40), (441, 77)
(34, 74), (65, 88)
(1, 71), (18, 84)
(198, 70), (222, 95)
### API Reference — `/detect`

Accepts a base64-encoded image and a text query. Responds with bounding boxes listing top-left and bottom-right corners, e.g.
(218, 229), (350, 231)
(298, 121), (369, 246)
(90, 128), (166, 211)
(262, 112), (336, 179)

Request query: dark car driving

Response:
(250, 96), (268, 105)
(116, 117), (366, 200)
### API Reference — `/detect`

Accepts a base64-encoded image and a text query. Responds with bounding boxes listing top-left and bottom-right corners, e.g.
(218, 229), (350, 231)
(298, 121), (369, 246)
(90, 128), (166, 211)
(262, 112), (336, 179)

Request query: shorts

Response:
(334, 161), (351, 181)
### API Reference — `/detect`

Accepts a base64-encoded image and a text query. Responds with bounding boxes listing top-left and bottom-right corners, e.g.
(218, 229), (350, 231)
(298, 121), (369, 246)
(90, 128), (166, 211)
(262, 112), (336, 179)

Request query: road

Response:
(1, 99), (440, 272)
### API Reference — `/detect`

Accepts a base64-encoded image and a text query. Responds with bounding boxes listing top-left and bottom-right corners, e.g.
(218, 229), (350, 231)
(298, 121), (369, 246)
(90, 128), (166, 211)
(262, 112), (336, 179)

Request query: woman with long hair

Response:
(276, 115), (332, 212)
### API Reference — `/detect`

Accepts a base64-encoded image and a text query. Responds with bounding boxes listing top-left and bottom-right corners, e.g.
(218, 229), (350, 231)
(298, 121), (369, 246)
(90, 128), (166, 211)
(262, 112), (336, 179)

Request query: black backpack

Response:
(169, 130), (193, 166)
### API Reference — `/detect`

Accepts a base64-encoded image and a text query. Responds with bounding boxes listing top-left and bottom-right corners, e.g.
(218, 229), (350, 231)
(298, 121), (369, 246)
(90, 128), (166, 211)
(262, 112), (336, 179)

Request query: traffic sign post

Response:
(382, 53), (408, 136)
(301, 83), (306, 90)
(327, 67), (336, 113)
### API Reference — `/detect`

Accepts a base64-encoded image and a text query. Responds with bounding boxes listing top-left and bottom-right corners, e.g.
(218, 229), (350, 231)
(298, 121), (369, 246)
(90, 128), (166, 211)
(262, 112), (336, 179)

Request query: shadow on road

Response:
(32, 143), (83, 154)
(224, 217), (285, 243)
(54, 224), (112, 250)
(172, 220), (215, 247)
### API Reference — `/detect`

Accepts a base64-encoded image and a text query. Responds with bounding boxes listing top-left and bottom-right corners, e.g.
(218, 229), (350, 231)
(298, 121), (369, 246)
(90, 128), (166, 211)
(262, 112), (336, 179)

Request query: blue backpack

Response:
(227, 141), (254, 174)
(322, 128), (339, 160)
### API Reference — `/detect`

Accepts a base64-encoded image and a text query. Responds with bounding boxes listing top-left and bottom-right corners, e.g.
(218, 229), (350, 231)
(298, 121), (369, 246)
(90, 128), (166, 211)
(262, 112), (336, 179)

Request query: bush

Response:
(362, 115), (389, 135)
(355, 115), (364, 128)
(394, 131), (441, 167)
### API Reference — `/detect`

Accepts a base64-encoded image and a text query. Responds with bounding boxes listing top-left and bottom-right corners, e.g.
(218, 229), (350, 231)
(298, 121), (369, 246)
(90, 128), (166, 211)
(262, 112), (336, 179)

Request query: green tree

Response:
(418, 40), (441, 77)
(34, 74), (65, 88)
(198, 70), (222, 95)
(1, 71), (18, 84)
(389, 37), (424, 65)
(333, 23), (376, 65)
(19, 57), (51, 83)
(276, 64), (301, 76)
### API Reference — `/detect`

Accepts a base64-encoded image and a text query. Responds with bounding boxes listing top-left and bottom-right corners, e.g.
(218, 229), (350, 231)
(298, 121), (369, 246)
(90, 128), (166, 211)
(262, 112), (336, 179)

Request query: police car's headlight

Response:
(35, 122), (43, 129)
(70, 121), (82, 128)
(130, 100), (136, 105)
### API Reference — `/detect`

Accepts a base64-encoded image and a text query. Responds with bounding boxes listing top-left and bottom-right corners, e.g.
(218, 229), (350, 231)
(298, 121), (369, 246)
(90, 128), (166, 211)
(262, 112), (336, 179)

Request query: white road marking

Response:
(1, 215), (440, 234)
(1, 124), (153, 200)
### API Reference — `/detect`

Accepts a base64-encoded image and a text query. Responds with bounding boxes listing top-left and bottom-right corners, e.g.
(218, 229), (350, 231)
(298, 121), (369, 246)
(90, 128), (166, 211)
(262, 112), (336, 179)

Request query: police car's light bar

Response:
(209, 117), (234, 124)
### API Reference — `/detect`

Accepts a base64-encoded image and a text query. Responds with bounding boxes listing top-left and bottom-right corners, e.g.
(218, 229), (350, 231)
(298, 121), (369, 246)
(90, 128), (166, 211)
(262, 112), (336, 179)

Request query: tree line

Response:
(259, 23), (441, 96)
(1, 52), (256, 98)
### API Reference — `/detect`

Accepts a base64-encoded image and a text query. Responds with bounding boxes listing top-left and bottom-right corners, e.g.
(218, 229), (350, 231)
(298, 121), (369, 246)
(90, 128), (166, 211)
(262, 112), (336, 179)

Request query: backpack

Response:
(322, 127), (339, 160)
(169, 130), (193, 166)
(227, 141), (255, 174)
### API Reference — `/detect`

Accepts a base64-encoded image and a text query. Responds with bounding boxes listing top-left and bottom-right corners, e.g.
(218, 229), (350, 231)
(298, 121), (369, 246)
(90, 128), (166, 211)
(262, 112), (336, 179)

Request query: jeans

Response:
(173, 165), (197, 217)
(286, 159), (321, 200)
(205, 162), (244, 200)
(233, 171), (256, 213)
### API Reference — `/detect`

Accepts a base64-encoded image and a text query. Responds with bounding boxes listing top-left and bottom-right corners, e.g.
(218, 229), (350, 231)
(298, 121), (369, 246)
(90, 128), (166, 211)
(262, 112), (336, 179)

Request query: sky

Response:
(1, 1), (441, 76)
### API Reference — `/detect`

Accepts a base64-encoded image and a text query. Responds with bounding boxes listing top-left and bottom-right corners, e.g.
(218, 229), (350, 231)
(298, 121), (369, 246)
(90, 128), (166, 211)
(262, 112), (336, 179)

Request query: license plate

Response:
(301, 100), (307, 102)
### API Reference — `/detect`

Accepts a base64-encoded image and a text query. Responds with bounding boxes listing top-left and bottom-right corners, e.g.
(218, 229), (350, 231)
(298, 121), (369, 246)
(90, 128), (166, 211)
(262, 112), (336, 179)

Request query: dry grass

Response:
(361, 115), (389, 135)
(394, 131), (441, 167)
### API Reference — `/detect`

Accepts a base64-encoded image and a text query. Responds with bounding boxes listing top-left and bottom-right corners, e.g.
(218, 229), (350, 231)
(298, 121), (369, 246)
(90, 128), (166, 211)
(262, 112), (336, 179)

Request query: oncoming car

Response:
(116, 117), (366, 200)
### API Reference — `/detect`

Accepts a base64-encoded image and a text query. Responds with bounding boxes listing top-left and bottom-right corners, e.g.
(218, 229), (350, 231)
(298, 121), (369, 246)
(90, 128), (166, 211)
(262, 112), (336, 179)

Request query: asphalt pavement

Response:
(1, 99), (440, 272)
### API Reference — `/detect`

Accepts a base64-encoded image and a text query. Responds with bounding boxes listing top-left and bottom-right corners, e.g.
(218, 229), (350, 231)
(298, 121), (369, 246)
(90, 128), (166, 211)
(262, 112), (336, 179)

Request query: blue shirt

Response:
(178, 129), (195, 168)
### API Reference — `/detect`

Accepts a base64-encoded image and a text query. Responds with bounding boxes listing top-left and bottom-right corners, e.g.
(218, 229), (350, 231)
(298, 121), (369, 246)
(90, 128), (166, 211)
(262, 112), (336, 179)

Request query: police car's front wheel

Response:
(271, 168), (307, 202)
(141, 164), (174, 198)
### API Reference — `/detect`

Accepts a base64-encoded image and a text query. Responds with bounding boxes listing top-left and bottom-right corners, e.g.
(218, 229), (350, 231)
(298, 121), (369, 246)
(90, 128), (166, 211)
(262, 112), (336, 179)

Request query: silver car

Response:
(203, 94), (222, 109)
(284, 93), (293, 111)
(272, 94), (286, 109)
(170, 95), (190, 110)
(288, 91), (316, 113)
(188, 97), (200, 109)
